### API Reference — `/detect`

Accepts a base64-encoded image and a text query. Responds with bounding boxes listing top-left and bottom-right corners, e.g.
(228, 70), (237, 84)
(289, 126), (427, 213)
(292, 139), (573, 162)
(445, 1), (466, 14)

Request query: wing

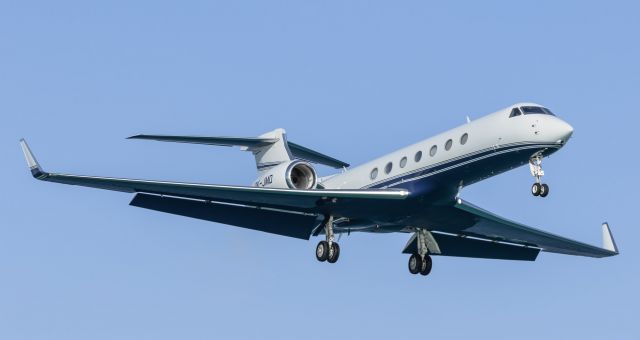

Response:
(432, 198), (619, 258)
(20, 140), (406, 239)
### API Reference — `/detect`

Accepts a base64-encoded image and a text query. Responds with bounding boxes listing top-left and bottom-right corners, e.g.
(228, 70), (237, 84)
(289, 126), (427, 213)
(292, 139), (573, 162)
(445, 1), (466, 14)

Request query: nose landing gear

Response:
(530, 155), (549, 198)
(531, 182), (549, 197)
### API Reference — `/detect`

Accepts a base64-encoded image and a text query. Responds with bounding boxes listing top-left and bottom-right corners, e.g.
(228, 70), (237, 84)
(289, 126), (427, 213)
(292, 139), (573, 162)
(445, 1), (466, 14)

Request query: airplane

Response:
(20, 103), (619, 276)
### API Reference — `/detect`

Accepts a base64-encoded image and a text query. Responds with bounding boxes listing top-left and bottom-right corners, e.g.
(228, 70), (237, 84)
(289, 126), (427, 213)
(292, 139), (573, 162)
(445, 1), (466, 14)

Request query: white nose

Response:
(553, 119), (574, 144)
(561, 121), (574, 141)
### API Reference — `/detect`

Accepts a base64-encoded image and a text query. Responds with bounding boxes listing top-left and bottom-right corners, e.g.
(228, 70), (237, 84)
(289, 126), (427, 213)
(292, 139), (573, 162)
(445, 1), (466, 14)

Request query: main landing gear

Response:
(408, 253), (432, 276)
(529, 155), (549, 198)
(407, 228), (436, 276)
(316, 216), (340, 263)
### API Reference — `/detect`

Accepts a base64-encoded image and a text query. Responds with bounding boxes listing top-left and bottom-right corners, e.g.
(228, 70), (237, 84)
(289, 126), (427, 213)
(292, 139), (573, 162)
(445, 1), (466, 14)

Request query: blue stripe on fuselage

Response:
(364, 142), (561, 194)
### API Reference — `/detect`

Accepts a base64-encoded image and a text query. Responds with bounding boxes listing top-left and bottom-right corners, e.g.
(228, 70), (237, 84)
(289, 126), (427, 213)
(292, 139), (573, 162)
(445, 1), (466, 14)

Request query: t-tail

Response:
(127, 129), (349, 189)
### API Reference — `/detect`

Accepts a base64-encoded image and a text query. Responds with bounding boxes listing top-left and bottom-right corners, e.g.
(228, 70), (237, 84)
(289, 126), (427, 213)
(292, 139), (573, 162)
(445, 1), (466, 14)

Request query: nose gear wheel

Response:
(530, 155), (550, 198)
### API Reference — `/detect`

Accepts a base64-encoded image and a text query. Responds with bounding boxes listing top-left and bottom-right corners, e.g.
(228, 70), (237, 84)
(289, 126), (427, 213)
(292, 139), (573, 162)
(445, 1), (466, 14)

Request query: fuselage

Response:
(321, 103), (574, 203)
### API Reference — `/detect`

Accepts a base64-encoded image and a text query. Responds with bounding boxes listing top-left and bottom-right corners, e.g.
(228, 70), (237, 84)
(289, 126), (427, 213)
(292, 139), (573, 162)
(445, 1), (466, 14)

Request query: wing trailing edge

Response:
(402, 231), (540, 261)
(130, 193), (323, 239)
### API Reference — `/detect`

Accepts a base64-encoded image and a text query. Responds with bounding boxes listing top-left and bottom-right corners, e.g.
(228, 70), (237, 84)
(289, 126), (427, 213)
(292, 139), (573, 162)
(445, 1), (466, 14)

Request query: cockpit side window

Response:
(521, 106), (556, 116)
(541, 107), (555, 115)
(509, 107), (522, 118)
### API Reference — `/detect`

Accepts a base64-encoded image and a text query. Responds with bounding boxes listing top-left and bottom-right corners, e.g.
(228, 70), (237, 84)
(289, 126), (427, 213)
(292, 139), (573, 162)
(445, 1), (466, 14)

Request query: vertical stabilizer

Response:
(246, 128), (293, 172)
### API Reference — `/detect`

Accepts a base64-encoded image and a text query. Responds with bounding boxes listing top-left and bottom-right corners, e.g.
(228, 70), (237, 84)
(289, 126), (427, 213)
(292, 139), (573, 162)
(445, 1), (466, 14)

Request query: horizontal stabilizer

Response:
(129, 133), (350, 169)
(128, 135), (277, 148)
(287, 141), (349, 169)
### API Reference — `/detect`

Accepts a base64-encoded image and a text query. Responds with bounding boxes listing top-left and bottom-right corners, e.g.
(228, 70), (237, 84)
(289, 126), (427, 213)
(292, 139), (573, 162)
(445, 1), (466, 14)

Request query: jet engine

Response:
(253, 160), (318, 189)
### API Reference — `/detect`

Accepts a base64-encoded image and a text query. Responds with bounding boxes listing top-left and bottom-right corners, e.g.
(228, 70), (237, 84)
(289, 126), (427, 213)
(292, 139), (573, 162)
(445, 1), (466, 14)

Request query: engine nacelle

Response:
(253, 160), (318, 189)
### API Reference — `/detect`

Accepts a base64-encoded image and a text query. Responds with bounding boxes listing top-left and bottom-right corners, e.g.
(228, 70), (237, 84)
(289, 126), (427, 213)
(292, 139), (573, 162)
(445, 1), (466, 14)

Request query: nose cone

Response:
(552, 119), (574, 145)
(561, 121), (574, 141)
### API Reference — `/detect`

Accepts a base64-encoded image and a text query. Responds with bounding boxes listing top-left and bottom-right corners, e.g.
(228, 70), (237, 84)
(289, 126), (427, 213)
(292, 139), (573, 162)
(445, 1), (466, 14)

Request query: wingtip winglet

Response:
(19, 139), (47, 179)
(601, 222), (619, 255)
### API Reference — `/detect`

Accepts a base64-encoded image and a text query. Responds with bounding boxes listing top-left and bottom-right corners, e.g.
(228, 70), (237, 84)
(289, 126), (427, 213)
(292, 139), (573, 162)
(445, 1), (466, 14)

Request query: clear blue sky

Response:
(1, 1), (638, 339)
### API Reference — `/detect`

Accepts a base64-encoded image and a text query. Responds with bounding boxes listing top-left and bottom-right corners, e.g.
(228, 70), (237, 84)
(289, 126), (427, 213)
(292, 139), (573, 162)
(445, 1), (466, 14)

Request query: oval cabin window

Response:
(445, 139), (453, 151)
(414, 151), (422, 162)
(400, 156), (408, 168)
(370, 168), (378, 180)
(430, 145), (437, 157)
(384, 162), (393, 174)
(460, 133), (468, 145)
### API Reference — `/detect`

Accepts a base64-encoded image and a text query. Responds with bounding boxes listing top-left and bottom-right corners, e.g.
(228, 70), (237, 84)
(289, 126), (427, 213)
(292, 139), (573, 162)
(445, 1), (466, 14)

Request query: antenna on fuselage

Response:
(466, 116), (471, 123)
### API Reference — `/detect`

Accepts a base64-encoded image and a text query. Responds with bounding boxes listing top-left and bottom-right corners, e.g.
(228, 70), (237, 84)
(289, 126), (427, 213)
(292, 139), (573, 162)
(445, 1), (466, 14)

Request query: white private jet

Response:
(21, 103), (619, 276)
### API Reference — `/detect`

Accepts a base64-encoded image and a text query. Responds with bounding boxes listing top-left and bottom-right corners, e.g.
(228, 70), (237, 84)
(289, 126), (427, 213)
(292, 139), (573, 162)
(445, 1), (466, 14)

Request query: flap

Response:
(130, 193), (322, 239)
(402, 231), (540, 261)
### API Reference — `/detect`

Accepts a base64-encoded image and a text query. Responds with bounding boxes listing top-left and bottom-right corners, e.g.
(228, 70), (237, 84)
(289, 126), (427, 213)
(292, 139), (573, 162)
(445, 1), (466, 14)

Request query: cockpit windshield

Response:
(521, 106), (555, 116)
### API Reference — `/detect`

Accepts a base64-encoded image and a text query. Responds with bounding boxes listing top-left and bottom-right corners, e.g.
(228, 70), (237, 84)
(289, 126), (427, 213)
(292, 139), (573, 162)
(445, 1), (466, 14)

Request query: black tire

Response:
(531, 183), (541, 196)
(540, 184), (549, 197)
(420, 255), (433, 276)
(327, 242), (340, 263)
(408, 253), (422, 274)
(316, 241), (329, 262)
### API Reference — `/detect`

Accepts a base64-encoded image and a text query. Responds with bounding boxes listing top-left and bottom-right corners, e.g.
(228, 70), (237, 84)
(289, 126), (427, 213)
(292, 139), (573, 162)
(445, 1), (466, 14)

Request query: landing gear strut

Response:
(407, 229), (436, 276)
(316, 216), (340, 263)
(530, 155), (549, 198)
